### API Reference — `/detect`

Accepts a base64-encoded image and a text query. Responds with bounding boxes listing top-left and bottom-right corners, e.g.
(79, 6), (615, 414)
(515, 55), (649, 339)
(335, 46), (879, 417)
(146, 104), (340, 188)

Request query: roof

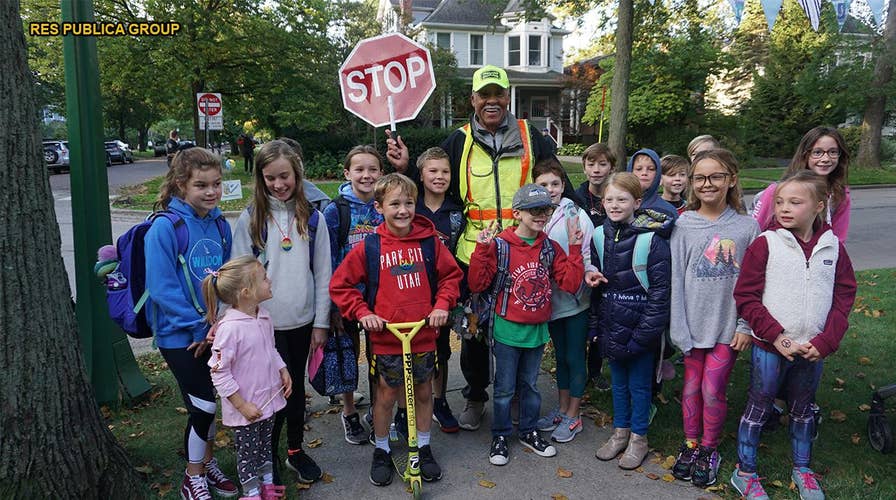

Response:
(421, 0), (505, 26)
(457, 67), (566, 88)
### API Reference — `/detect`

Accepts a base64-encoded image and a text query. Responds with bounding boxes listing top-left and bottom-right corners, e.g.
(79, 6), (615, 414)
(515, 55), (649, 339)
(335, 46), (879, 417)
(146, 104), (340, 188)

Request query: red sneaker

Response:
(204, 458), (238, 497)
(180, 473), (212, 500)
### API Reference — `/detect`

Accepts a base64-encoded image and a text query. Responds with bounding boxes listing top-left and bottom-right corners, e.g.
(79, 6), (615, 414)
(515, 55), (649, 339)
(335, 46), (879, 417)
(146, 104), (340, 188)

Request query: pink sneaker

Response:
(260, 484), (286, 499)
(204, 458), (238, 497)
(179, 473), (212, 500)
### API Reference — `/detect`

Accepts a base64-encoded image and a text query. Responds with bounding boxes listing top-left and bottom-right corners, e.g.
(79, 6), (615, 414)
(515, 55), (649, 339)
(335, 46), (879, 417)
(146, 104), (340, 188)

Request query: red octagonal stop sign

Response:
(339, 33), (436, 128)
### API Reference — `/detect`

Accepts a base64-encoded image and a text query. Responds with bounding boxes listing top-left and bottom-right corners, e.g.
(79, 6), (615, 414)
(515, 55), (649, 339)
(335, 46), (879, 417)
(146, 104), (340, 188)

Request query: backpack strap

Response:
(334, 195), (352, 249)
(308, 209), (319, 271)
(592, 229), (605, 271)
(447, 209), (464, 254)
(246, 205), (268, 259)
(419, 236), (438, 306)
(151, 211), (204, 315)
(538, 237), (555, 272)
(633, 232), (653, 292)
(492, 238), (512, 318)
(363, 235), (438, 310)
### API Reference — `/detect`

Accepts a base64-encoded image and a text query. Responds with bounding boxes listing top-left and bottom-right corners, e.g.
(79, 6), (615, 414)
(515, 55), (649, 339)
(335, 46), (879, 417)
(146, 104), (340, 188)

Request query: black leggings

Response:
(160, 346), (216, 464)
(272, 325), (312, 453)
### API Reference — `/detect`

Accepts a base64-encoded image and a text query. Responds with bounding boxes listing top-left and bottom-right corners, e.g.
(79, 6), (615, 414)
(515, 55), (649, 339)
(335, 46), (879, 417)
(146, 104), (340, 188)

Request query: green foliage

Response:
(557, 143), (587, 156)
(386, 127), (458, 161)
(303, 151), (343, 180)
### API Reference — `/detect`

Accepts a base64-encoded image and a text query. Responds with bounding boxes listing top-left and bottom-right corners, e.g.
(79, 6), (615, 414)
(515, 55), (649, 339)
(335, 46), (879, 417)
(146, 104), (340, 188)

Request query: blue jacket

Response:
(590, 212), (672, 362)
(322, 182), (383, 270)
(626, 148), (679, 222)
(145, 198), (232, 349)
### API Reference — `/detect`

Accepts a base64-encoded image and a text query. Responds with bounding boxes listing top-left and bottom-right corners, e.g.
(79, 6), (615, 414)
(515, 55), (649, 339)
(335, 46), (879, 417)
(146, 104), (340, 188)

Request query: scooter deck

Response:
(390, 433), (410, 476)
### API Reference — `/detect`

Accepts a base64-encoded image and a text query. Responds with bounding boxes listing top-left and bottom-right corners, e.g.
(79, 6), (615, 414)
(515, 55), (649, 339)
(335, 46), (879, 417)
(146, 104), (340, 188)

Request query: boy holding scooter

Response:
(330, 173), (463, 487)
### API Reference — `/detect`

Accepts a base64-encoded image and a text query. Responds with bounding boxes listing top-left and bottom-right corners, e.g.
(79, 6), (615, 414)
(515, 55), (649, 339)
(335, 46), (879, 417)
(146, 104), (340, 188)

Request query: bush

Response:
(557, 143), (586, 156)
(839, 125), (862, 158)
(303, 151), (343, 180)
(882, 137), (896, 161)
(386, 127), (460, 161)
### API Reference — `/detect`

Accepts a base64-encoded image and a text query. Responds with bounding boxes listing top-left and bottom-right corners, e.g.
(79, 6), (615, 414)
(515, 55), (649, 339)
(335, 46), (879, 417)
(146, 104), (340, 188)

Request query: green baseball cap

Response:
(472, 65), (510, 91)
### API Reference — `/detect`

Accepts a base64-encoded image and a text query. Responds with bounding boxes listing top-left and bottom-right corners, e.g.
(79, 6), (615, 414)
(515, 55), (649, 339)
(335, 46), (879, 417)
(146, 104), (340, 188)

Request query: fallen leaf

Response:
(550, 367), (557, 374)
(830, 410), (847, 423)
(295, 482), (311, 490)
(661, 473), (675, 482)
(872, 310), (884, 318)
(303, 424), (311, 431)
(135, 464), (154, 474)
(705, 484), (724, 492)
(322, 472), (334, 483)
(162, 469), (173, 477)
(551, 494), (568, 500)
(556, 467), (573, 478)
(657, 393), (669, 405)
(307, 438), (323, 448)
(859, 404), (872, 412)
(100, 406), (111, 419)
(107, 425), (115, 430)
(645, 472), (659, 480)
(157, 483), (172, 496)
(661, 456), (676, 469)
(789, 481), (797, 491)
(522, 447), (533, 453)
(770, 480), (784, 488)
(175, 407), (188, 414)
(635, 467), (644, 473)
(835, 378), (845, 387)
(864, 474), (874, 485)
(649, 456), (662, 464)
(851, 433), (861, 444)
(324, 407), (340, 415)
(478, 479), (496, 488)
(474, 471), (485, 478)
(858, 356), (872, 366)
(856, 372), (866, 379)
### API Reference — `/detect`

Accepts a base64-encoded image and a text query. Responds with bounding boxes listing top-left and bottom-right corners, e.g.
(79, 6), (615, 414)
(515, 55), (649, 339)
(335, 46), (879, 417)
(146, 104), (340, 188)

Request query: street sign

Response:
(339, 33), (436, 128)
(197, 92), (223, 130)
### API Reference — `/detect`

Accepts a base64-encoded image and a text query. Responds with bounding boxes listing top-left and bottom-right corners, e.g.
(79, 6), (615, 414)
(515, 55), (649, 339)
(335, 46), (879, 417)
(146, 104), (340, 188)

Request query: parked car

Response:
(43, 140), (70, 173)
(104, 140), (134, 164)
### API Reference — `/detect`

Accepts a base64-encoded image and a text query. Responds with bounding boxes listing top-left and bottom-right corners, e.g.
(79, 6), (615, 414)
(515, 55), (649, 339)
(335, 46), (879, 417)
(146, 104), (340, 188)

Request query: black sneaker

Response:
(489, 436), (509, 466)
(285, 449), (323, 484)
(691, 445), (720, 488)
(432, 397), (460, 433)
(342, 412), (367, 445)
(393, 408), (408, 439)
(418, 445), (442, 482)
(369, 448), (393, 486)
(518, 431), (557, 457)
(672, 442), (698, 481)
(368, 429), (376, 446)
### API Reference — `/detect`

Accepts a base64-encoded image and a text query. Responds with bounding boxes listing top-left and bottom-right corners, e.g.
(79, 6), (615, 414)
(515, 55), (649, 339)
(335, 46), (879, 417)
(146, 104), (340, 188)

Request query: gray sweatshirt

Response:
(670, 208), (759, 354)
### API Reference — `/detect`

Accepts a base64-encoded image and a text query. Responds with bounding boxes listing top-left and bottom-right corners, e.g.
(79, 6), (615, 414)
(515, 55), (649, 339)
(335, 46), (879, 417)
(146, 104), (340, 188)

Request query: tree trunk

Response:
(856, 0), (896, 169)
(0, 2), (143, 497)
(608, 0), (634, 165)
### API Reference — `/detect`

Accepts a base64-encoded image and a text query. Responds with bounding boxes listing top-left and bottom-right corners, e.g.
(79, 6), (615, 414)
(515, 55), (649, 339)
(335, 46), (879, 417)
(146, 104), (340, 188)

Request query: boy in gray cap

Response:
(466, 184), (586, 466)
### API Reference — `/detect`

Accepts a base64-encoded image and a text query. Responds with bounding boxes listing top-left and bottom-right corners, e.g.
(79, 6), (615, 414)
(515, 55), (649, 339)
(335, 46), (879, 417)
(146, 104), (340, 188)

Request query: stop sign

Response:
(339, 33), (436, 128)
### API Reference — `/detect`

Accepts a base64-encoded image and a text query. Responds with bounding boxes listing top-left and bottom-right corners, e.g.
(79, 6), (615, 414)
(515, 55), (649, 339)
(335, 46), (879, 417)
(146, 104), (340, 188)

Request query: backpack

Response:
(592, 230), (654, 291)
(248, 204), (319, 270)
(104, 211), (229, 338)
(446, 208), (464, 254)
(362, 234), (438, 310)
(332, 195), (352, 250)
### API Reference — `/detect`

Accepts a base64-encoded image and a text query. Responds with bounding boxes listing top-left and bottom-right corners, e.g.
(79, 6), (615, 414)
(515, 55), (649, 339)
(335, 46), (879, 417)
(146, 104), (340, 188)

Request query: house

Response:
(377, 0), (570, 140)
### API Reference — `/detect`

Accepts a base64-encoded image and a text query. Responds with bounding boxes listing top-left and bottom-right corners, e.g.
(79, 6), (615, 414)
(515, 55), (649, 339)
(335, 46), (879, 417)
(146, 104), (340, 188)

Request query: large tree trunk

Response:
(0, 2), (143, 497)
(856, 0), (896, 169)
(608, 0), (634, 165)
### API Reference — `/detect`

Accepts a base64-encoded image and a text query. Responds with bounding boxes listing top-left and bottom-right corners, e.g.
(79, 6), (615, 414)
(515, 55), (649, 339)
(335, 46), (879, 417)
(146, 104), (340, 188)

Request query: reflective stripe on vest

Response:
(456, 119), (532, 264)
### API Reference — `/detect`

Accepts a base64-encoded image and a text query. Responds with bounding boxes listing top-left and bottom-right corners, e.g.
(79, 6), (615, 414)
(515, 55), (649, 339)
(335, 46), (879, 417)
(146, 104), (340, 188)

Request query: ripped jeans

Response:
(736, 346), (823, 473)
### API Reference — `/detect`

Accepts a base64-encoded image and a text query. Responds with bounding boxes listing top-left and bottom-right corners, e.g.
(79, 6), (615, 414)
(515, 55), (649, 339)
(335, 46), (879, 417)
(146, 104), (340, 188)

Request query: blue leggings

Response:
(737, 347), (823, 473)
(548, 310), (589, 398)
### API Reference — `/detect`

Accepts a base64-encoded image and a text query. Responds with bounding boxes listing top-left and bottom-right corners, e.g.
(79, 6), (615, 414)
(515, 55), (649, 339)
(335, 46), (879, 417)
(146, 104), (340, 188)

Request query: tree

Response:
(856, 0), (895, 168)
(0, 1), (142, 497)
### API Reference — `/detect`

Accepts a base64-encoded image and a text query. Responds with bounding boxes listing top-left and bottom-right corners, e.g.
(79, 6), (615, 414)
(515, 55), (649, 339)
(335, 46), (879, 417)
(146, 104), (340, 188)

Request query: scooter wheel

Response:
(868, 414), (894, 453)
(411, 478), (422, 499)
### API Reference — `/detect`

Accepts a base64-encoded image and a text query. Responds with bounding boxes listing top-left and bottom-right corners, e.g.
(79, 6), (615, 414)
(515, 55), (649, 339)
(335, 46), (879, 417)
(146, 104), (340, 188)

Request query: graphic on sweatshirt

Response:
(694, 235), (740, 279)
(381, 247), (426, 291)
(510, 261), (552, 312)
(188, 238), (224, 280)
(346, 215), (381, 249)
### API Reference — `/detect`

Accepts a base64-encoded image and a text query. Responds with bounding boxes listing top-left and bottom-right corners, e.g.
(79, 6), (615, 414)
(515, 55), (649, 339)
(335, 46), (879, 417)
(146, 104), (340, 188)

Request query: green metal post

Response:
(61, 0), (150, 403)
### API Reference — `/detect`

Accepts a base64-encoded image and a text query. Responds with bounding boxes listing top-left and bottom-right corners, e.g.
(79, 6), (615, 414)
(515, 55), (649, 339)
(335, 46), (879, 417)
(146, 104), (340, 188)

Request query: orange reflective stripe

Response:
(518, 119), (531, 186)
(467, 208), (515, 221)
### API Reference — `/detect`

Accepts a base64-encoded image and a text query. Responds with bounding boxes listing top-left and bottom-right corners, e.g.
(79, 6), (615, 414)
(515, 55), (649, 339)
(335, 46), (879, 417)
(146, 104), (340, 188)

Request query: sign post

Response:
(196, 92), (223, 148)
(339, 33), (436, 131)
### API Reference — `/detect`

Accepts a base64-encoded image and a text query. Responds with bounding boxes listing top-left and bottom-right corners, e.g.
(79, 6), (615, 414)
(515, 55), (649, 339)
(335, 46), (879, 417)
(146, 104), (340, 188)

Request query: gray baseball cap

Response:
(512, 183), (554, 210)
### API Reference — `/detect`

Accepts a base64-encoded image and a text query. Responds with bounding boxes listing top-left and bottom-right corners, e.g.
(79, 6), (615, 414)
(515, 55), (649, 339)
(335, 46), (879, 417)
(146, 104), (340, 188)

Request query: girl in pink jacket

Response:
(202, 256), (293, 499)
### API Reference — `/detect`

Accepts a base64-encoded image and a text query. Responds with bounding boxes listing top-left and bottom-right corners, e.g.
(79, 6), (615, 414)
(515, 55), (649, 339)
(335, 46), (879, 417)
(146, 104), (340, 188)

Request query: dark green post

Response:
(61, 0), (150, 403)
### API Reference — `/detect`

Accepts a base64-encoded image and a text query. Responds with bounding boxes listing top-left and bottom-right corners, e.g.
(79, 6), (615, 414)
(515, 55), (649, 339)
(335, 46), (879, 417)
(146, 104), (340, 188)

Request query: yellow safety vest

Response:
(456, 119), (533, 264)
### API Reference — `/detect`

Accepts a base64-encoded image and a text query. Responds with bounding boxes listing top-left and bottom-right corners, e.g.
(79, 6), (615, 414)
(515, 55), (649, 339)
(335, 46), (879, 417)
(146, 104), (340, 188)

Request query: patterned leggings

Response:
(682, 343), (737, 448)
(736, 347), (823, 474)
(233, 417), (275, 493)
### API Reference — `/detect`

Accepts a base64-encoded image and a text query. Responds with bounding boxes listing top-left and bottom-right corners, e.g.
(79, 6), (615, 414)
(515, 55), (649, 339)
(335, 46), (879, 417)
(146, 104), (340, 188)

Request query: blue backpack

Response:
(592, 230), (653, 291)
(104, 211), (229, 338)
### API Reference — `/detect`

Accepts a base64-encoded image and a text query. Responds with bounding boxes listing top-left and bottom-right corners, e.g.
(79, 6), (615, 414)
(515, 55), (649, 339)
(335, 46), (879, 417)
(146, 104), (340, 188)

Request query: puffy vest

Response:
(762, 228), (839, 346)
(456, 119), (533, 264)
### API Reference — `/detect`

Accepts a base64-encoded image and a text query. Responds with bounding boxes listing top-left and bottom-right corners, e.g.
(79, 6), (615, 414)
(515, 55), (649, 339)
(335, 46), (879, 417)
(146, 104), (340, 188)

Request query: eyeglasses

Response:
(524, 206), (555, 217)
(809, 148), (840, 159)
(688, 172), (730, 186)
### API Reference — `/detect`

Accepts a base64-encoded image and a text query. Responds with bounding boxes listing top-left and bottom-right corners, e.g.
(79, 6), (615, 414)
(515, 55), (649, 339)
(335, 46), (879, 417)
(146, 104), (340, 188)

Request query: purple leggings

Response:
(682, 344), (737, 448)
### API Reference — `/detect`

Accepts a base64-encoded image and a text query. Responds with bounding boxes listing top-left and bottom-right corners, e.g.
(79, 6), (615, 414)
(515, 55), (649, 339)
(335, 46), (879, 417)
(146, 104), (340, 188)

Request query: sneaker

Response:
(511, 396), (520, 425)
(811, 403), (822, 441)
(433, 397), (460, 433)
(518, 430), (557, 457)
(489, 436), (509, 466)
(729, 465), (770, 500)
(393, 408), (408, 439)
(671, 441), (698, 481)
(285, 449), (322, 484)
(367, 429), (376, 446)
(458, 399), (486, 431)
(594, 375), (611, 392)
(329, 391), (366, 406)
(342, 412), (367, 445)
(418, 445), (442, 482)
(792, 467), (825, 500)
(691, 445), (721, 487)
(260, 483), (285, 500)
(179, 472), (212, 500)
(537, 407), (563, 432)
(550, 415), (583, 443)
(369, 448), (393, 486)
(364, 408), (374, 428)
(204, 458), (238, 497)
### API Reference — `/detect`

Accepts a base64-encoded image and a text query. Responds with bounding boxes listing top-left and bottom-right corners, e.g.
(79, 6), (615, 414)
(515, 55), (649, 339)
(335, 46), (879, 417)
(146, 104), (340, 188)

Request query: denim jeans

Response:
(492, 340), (545, 437)
(609, 353), (655, 436)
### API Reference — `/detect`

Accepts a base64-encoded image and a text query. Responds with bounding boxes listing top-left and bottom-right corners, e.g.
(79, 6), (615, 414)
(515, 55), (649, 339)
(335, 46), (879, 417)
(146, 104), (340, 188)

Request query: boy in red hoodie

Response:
(467, 183), (585, 466)
(329, 173), (462, 487)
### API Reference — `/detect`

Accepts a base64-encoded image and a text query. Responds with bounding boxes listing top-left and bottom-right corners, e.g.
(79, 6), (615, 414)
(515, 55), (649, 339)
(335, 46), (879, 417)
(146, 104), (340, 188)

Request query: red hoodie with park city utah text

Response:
(329, 214), (463, 355)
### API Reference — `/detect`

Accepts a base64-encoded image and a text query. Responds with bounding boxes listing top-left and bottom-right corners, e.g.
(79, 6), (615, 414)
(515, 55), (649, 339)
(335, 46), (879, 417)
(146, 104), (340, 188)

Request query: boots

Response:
(596, 428), (630, 461)
(618, 432), (649, 470)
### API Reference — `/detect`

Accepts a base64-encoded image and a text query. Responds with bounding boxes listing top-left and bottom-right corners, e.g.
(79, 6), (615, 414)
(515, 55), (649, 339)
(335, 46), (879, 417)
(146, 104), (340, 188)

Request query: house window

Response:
(529, 35), (542, 66)
(547, 37), (552, 66)
(508, 36), (520, 66)
(436, 33), (451, 50)
(470, 34), (484, 66)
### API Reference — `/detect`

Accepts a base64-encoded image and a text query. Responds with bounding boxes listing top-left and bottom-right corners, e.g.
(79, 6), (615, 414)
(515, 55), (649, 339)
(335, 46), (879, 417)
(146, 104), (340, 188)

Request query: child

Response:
(231, 140), (331, 485)
(751, 126), (851, 242)
(660, 154), (689, 215)
(687, 134), (720, 161)
(143, 148), (238, 499)
(668, 149), (759, 488)
(323, 145), (384, 445)
(330, 173), (463, 486)
(203, 256), (293, 500)
(467, 183), (585, 466)
(532, 159), (596, 443)
(276, 137), (332, 212)
(414, 147), (466, 433)
(591, 172), (671, 470)
(730, 170), (856, 500)
(626, 148), (679, 221)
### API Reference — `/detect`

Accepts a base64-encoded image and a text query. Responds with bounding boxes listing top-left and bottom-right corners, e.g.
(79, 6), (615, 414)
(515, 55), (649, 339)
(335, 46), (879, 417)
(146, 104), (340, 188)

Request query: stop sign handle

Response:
(387, 96), (397, 133)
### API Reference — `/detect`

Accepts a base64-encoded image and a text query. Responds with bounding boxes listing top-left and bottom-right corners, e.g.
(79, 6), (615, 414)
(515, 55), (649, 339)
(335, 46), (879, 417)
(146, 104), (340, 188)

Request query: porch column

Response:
(510, 85), (517, 116)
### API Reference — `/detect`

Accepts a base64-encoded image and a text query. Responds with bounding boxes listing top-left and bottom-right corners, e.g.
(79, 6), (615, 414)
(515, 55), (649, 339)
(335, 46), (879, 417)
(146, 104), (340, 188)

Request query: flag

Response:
(729, 0), (747, 23)
(761, 0), (785, 30)
(866, 0), (885, 27)
(798, 0), (822, 30)
(831, 0), (852, 30)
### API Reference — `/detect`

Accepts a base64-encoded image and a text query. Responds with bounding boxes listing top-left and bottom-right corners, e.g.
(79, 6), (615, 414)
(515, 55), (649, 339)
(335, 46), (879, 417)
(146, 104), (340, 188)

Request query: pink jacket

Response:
(208, 307), (287, 427)
(751, 183), (851, 242)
